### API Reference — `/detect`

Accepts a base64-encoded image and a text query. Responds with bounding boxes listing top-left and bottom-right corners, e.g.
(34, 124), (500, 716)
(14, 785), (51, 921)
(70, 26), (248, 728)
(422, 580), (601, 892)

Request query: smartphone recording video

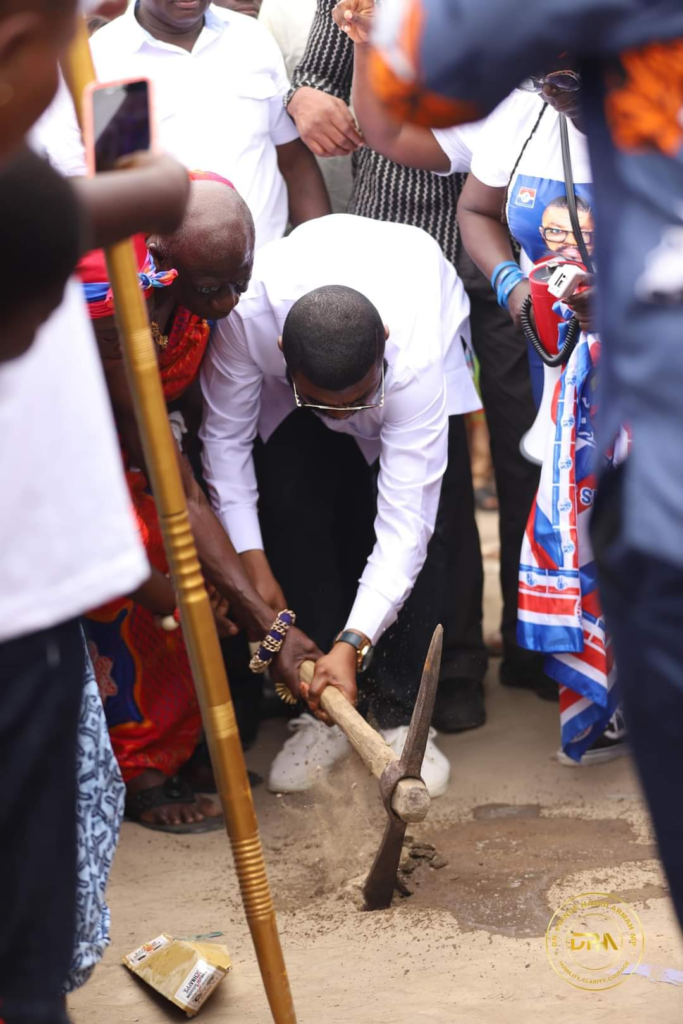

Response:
(87, 79), (151, 173)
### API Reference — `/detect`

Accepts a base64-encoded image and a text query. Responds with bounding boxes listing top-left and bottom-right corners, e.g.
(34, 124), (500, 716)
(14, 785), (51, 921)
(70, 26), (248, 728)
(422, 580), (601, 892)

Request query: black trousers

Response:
(0, 619), (84, 1024)
(457, 248), (543, 672)
(593, 467), (683, 932)
(254, 409), (486, 728)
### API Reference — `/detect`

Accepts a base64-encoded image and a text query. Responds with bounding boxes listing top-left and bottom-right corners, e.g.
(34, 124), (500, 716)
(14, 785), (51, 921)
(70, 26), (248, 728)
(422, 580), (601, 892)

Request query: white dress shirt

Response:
(40, 3), (300, 249)
(200, 214), (480, 644)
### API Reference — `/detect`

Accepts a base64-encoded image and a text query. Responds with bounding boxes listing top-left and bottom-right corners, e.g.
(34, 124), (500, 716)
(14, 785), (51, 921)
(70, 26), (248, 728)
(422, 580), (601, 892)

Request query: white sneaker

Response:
(267, 714), (351, 793)
(380, 726), (451, 798)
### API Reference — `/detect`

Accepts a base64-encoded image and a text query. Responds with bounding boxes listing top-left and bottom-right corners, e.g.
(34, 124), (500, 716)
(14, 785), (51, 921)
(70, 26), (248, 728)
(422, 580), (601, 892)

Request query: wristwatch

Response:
(334, 629), (374, 674)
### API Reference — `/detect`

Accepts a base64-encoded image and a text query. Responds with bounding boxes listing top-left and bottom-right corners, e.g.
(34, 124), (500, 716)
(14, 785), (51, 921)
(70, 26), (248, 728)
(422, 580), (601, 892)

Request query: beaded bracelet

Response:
(249, 609), (297, 674)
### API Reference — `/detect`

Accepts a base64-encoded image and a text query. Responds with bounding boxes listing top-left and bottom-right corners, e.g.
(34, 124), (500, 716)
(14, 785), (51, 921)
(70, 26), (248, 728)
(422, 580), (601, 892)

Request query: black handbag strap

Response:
(560, 115), (594, 274)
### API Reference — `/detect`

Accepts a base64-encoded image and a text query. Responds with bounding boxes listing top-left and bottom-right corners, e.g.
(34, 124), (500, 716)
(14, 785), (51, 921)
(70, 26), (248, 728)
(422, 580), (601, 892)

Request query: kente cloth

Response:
(80, 168), (233, 780)
(78, 238), (212, 402)
(517, 321), (620, 762)
(84, 471), (202, 783)
(157, 304), (212, 403)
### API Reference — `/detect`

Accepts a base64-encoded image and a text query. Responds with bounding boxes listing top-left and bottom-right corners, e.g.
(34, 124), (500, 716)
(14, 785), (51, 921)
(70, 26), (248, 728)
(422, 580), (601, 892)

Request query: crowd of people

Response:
(1, 0), (682, 1021)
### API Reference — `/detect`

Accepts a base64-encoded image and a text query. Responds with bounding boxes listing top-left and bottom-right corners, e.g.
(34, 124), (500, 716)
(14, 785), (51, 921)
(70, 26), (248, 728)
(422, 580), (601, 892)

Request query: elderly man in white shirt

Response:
(42, 0), (331, 249)
(201, 213), (484, 797)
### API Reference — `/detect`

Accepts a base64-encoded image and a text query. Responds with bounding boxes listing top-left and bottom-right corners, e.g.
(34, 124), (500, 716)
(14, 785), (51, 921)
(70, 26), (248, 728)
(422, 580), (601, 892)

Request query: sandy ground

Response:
(70, 514), (683, 1024)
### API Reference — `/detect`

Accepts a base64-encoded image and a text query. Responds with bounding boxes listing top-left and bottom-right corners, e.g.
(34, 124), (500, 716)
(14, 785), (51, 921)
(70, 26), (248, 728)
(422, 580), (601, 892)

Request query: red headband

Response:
(78, 171), (236, 318)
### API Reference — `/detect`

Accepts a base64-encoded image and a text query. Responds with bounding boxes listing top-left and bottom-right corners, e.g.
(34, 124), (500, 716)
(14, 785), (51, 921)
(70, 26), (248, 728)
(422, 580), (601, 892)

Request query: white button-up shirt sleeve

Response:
(200, 316), (449, 646)
(200, 216), (473, 649)
(263, 32), (301, 148)
(345, 361), (448, 644)
(200, 317), (265, 554)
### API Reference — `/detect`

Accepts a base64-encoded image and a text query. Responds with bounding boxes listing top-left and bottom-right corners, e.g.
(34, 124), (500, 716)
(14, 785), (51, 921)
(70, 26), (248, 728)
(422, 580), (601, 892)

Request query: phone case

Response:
(82, 76), (156, 177)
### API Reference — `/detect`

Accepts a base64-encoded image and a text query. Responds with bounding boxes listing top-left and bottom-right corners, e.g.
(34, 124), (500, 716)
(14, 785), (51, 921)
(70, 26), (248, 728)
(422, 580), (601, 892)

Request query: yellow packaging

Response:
(123, 934), (231, 1017)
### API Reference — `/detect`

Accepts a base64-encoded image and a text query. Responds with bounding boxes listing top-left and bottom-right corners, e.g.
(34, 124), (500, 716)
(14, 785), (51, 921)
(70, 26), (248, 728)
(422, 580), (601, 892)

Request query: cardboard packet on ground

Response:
(123, 934), (231, 1017)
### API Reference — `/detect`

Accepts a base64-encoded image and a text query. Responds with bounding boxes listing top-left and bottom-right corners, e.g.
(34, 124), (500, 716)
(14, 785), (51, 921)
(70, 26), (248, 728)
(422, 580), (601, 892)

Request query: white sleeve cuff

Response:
(220, 506), (264, 555)
(345, 585), (398, 646)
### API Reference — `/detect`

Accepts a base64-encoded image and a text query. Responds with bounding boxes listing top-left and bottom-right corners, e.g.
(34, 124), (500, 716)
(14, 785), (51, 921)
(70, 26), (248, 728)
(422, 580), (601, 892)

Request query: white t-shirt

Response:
(431, 94), (519, 176)
(39, 4), (300, 249)
(200, 214), (480, 643)
(431, 120), (485, 175)
(0, 279), (148, 643)
(471, 91), (594, 273)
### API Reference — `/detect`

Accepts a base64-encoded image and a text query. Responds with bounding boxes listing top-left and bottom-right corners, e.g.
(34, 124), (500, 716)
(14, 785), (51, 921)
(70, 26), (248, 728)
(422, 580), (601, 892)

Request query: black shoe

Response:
(432, 678), (486, 733)
(500, 658), (559, 702)
(557, 708), (628, 766)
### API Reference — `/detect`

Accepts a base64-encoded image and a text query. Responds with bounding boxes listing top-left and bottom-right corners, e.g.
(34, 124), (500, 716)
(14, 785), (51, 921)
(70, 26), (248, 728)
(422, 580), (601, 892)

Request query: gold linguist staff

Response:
(63, 18), (299, 1024)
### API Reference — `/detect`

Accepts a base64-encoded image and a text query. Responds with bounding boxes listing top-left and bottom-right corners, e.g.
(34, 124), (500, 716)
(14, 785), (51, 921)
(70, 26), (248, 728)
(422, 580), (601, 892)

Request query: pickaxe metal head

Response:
(363, 624), (444, 911)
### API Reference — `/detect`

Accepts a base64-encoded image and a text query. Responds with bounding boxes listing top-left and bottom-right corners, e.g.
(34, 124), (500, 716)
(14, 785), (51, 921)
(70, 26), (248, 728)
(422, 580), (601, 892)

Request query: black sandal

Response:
(125, 774), (225, 834)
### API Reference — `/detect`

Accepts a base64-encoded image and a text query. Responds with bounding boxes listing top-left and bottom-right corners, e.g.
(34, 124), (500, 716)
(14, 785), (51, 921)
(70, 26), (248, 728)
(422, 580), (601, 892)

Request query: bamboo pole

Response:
(63, 22), (297, 1024)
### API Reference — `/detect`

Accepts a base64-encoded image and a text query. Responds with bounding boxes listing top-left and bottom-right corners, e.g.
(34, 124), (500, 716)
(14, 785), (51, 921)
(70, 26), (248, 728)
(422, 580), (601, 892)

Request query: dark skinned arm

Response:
(74, 152), (188, 252)
(128, 510), (238, 635)
(335, 1), (450, 172)
(177, 446), (322, 694)
(287, 0), (364, 158)
(97, 335), (276, 639)
(176, 446), (279, 639)
(564, 287), (596, 331)
(95, 331), (322, 696)
(457, 173), (531, 329)
(351, 43), (449, 171)
(73, 152), (190, 253)
(131, 567), (176, 616)
(276, 138), (332, 226)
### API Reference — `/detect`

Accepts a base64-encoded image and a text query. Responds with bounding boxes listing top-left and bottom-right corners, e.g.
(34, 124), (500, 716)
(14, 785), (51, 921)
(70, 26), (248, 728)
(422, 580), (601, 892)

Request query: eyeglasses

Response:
(292, 363), (385, 413)
(519, 70), (581, 94)
(541, 226), (595, 246)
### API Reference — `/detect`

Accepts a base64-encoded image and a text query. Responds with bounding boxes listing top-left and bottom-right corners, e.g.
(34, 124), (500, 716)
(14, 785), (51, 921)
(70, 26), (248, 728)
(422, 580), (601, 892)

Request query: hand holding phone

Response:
(547, 263), (589, 301)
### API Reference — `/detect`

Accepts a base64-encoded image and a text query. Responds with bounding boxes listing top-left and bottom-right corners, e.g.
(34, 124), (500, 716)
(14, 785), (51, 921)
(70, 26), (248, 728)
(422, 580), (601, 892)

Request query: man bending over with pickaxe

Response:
(201, 213), (482, 797)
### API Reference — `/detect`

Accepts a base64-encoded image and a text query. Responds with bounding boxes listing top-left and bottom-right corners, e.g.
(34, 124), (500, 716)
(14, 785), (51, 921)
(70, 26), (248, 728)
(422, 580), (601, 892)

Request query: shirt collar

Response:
(125, 2), (225, 55)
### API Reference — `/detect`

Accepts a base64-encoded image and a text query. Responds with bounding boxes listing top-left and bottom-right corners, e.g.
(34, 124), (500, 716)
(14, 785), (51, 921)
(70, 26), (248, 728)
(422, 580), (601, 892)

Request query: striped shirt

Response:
(287, 0), (465, 264)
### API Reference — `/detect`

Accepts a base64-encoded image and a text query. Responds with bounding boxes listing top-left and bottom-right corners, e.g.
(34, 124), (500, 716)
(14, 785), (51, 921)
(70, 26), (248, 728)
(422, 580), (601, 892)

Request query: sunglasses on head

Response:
(519, 70), (581, 94)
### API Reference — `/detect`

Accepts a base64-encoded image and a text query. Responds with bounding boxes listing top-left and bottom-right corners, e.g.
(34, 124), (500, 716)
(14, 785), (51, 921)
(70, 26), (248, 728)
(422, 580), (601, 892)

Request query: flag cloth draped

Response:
(517, 321), (620, 762)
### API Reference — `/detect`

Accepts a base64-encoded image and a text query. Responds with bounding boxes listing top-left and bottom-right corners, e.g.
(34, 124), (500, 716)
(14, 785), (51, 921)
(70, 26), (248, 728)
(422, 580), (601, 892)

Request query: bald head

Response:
(157, 179), (254, 266)
(149, 179), (255, 321)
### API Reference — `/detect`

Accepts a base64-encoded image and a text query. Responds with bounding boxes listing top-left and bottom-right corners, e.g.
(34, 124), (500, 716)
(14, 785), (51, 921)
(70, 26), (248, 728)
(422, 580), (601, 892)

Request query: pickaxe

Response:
(299, 624), (443, 910)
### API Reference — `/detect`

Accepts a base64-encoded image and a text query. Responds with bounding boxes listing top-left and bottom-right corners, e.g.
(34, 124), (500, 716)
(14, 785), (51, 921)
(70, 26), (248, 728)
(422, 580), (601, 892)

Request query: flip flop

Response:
(125, 774), (225, 834)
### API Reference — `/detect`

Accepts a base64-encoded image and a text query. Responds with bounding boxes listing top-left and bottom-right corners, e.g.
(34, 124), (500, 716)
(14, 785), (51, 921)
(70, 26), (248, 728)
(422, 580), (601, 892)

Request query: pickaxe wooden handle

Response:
(299, 661), (430, 824)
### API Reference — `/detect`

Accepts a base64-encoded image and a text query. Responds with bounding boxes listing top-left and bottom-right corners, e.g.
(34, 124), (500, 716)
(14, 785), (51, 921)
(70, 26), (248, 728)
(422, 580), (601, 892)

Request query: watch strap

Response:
(335, 629), (366, 651)
(334, 630), (372, 672)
